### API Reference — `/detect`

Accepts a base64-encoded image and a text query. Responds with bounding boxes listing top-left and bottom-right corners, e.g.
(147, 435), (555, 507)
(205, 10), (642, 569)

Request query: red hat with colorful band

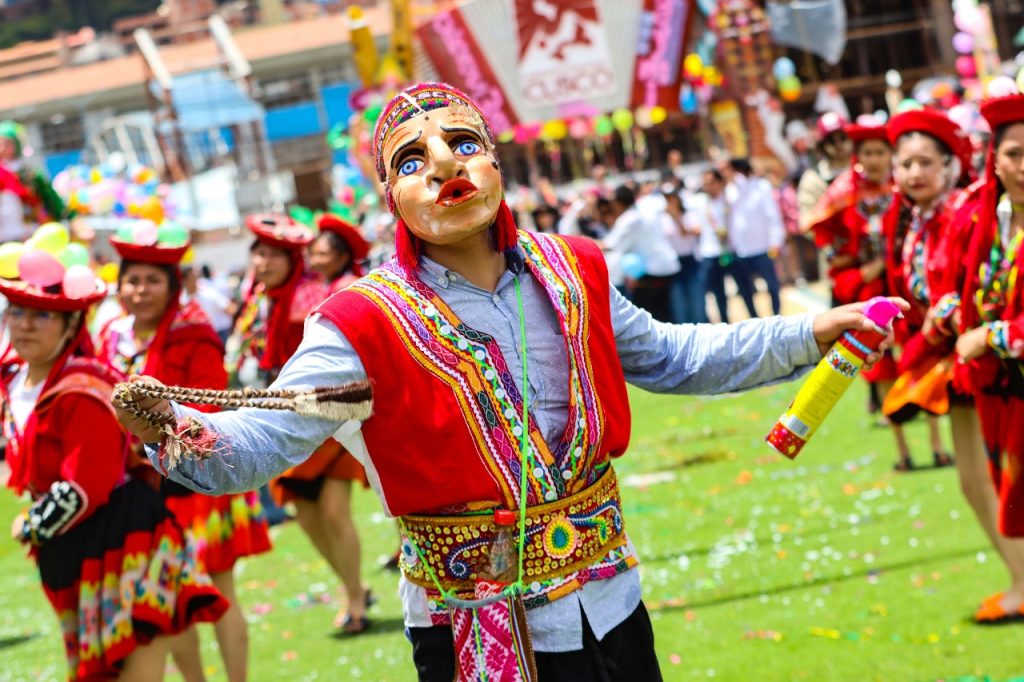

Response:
(317, 214), (369, 261)
(246, 213), (315, 250)
(887, 109), (967, 159)
(109, 237), (190, 265)
(0, 278), (105, 312)
(979, 95), (1024, 133)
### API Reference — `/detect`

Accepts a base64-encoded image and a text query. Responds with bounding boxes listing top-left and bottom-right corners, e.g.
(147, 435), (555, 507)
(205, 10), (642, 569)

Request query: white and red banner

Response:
(511, 0), (616, 107)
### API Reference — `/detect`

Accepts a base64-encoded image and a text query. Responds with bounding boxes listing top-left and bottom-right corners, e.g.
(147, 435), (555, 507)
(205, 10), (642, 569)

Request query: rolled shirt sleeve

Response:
(611, 285), (821, 394)
(146, 316), (367, 494)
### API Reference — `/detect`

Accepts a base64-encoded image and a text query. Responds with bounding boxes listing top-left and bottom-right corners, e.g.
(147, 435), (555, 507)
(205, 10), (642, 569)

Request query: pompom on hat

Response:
(371, 82), (516, 271)
(246, 213), (315, 250)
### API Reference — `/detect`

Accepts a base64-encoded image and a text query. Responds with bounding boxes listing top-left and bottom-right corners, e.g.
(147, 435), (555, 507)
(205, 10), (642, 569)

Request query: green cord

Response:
(514, 275), (529, 592)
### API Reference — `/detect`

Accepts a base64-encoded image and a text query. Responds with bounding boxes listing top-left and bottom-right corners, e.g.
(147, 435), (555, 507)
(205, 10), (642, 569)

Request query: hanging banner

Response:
(511, 0), (616, 106)
(630, 0), (695, 110)
(416, 8), (519, 133)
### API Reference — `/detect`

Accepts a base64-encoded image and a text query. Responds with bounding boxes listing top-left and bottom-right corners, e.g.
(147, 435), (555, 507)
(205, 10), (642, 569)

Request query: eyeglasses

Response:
(6, 307), (63, 325)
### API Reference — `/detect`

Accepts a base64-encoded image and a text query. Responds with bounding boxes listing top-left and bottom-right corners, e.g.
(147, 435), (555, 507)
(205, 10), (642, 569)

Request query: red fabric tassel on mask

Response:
(394, 200), (520, 272)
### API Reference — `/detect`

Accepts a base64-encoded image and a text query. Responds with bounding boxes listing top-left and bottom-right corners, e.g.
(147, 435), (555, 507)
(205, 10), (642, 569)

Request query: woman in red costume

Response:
(270, 213), (376, 633)
(226, 214), (324, 387)
(950, 94), (1024, 623)
(1, 248), (226, 681)
(881, 109), (972, 472)
(96, 236), (271, 680)
(807, 121), (920, 467)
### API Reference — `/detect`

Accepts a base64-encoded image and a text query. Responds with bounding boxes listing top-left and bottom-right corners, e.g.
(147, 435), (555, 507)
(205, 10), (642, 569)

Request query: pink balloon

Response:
(18, 250), (65, 288)
(952, 31), (975, 55)
(568, 118), (592, 139)
(954, 7), (985, 35)
(956, 55), (977, 78)
(947, 104), (973, 131)
(131, 220), (159, 246)
(62, 265), (97, 299)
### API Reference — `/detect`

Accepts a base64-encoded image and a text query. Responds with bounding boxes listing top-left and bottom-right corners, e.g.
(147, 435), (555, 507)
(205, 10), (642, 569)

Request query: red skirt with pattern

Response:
(35, 478), (228, 681)
(974, 364), (1024, 537)
(165, 490), (272, 574)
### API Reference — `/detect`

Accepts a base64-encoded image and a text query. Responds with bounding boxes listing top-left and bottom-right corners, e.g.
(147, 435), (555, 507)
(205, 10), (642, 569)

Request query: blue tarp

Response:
(154, 69), (264, 134)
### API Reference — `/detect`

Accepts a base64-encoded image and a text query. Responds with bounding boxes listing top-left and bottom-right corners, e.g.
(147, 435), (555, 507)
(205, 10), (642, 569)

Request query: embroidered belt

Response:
(399, 468), (626, 593)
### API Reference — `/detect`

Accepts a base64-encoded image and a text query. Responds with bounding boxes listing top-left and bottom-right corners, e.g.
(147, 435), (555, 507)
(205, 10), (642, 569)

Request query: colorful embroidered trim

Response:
(932, 292), (961, 336)
(348, 232), (604, 507)
(399, 468), (626, 594)
(988, 321), (1014, 358)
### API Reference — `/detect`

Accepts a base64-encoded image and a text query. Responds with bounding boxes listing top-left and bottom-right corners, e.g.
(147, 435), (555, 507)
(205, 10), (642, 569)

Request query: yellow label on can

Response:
(777, 342), (865, 443)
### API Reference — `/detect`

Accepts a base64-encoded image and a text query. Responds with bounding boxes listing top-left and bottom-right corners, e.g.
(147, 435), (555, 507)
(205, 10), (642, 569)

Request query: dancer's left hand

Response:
(10, 513), (26, 542)
(812, 298), (911, 366)
(955, 326), (990, 362)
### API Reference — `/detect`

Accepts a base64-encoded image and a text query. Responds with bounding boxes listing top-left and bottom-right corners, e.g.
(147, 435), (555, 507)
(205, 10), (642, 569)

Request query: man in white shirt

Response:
(658, 184), (705, 323)
(691, 169), (757, 323)
(603, 184), (680, 321)
(721, 158), (785, 316)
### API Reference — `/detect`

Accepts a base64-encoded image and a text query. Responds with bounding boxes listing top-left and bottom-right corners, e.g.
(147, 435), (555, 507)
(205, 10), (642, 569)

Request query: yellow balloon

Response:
(684, 53), (703, 78)
(541, 119), (568, 141)
(0, 241), (24, 279)
(650, 106), (668, 125)
(140, 196), (165, 224)
(99, 262), (119, 284)
(181, 246), (195, 266)
(29, 222), (69, 256)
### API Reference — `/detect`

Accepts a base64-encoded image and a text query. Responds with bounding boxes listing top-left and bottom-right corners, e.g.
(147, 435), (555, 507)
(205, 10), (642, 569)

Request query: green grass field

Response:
(2, 381), (1024, 681)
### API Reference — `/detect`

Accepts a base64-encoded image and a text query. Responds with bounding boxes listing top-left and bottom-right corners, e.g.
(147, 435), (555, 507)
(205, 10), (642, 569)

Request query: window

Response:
(40, 114), (85, 153)
(255, 72), (315, 110)
(319, 60), (356, 86)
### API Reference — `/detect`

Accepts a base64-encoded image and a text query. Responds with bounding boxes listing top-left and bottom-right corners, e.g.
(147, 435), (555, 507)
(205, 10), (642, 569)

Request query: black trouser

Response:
(407, 601), (663, 682)
(630, 275), (674, 323)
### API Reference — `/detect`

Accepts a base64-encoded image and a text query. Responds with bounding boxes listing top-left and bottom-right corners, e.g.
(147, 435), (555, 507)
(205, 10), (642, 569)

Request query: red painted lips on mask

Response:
(435, 177), (479, 207)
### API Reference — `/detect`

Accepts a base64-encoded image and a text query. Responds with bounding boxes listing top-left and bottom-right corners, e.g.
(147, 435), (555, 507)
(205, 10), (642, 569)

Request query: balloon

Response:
(952, 31), (975, 55)
(650, 105), (668, 125)
(612, 108), (634, 132)
(956, 55), (977, 78)
(778, 75), (801, 92)
(0, 242), (23, 279)
(157, 221), (189, 247)
(58, 242), (90, 268)
(885, 69), (903, 89)
(594, 115), (614, 136)
(131, 220), (159, 246)
(568, 118), (592, 139)
(773, 57), (796, 80)
(634, 107), (654, 129)
(680, 85), (698, 114)
(947, 104), (973, 131)
(139, 196), (164, 224)
(18, 250), (64, 288)
(541, 119), (568, 141)
(181, 247), (195, 266)
(31, 222), (70, 256)
(897, 98), (924, 113)
(116, 222), (134, 242)
(780, 87), (801, 103)
(338, 186), (357, 206)
(497, 129), (515, 144)
(683, 53), (703, 78)
(954, 7), (985, 35)
(932, 81), (954, 100)
(99, 262), (119, 285)
(987, 75), (1018, 98)
(620, 253), (646, 280)
(1017, 66), (1024, 95)
(62, 265), (96, 299)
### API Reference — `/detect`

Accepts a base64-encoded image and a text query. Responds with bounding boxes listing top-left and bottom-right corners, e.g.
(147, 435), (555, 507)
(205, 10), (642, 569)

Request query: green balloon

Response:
(156, 221), (189, 247)
(363, 103), (383, 125)
(58, 242), (90, 268)
(116, 223), (134, 242)
(898, 98), (923, 113)
(594, 115), (614, 136)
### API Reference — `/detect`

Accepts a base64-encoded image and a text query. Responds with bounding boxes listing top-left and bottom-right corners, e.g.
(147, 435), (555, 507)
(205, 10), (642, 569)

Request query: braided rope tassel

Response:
(112, 381), (373, 469)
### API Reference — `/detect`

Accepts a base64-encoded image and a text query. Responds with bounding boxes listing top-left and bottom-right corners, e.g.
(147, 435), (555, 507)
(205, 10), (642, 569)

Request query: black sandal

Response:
(338, 614), (372, 636)
(933, 451), (954, 468)
(894, 457), (915, 472)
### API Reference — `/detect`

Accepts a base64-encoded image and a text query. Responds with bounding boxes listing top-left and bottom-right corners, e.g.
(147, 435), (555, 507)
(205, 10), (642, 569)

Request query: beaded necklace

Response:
(976, 194), (1024, 323)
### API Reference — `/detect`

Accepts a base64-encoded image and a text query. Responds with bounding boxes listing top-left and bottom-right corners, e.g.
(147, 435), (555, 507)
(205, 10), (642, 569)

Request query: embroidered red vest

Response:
(317, 232), (630, 517)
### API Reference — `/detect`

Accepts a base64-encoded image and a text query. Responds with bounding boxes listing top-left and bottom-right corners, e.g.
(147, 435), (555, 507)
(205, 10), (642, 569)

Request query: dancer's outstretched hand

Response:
(114, 374), (173, 444)
(812, 298), (911, 368)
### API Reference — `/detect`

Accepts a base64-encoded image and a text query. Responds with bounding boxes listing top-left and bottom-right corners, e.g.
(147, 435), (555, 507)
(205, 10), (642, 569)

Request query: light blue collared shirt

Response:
(148, 251), (821, 651)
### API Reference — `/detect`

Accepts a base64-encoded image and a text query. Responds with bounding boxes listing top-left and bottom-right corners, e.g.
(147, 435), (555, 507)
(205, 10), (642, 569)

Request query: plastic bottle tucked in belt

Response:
(484, 509), (519, 586)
